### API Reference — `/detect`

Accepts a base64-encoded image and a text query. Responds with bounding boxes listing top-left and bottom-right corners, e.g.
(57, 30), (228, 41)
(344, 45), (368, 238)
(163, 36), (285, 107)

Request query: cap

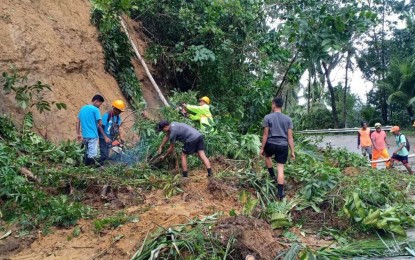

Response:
(390, 126), (400, 133)
(374, 123), (382, 128)
(157, 120), (170, 132)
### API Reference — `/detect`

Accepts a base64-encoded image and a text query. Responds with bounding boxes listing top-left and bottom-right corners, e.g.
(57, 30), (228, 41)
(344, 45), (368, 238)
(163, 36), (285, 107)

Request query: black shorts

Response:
(391, 154), (409, 164)
(264, 142), (288, 164)
(183, 136), (205, 155)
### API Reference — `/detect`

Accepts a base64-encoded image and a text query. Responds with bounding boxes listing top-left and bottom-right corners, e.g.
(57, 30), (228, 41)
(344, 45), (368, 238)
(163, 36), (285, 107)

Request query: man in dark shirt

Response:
(260, 97), (295, 200)
(157, 120), (212, 177)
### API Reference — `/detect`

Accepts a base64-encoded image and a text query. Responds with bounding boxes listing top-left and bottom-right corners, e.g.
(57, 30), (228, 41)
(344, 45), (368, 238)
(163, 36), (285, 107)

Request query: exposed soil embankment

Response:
(0, 0), (129, 142)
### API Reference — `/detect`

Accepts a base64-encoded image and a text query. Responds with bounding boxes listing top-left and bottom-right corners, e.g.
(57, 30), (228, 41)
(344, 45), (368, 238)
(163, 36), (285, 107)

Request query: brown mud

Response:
(4, 171), (242, 260)
(0, 169), (339, 260)
(0, 0), (132, 142)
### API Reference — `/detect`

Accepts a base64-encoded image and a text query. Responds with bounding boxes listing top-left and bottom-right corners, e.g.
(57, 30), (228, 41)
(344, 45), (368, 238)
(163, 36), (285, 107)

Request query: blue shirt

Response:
(100, 112), (122, 138)
(78, 104), (101, 138)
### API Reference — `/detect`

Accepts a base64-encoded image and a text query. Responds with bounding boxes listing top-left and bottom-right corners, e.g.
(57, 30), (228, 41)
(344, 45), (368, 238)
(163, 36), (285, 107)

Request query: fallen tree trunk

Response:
(119, 16), (170, 107)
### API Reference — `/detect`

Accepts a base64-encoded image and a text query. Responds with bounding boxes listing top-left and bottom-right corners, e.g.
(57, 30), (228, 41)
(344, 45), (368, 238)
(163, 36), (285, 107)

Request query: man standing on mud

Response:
(76, 95), (111, 166)
(157, 120), (212, 177)
(357, 121), (372, 160)
(260, 97), (295, 200)
(370, 123), (391, 169)
(390, 126), (412, 174)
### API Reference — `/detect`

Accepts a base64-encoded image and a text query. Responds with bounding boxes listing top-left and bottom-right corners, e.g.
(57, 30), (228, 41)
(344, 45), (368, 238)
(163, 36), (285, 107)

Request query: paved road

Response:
(315, 134), (415, 169)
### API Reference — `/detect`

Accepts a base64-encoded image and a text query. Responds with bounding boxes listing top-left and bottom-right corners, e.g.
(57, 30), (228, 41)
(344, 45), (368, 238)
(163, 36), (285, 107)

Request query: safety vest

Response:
(186, 104), (214, 130)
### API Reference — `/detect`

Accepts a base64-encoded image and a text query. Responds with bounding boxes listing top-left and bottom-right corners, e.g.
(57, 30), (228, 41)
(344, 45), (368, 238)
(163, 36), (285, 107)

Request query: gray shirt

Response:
(263, 112), (293, 146)
(169, 122), (201, 144)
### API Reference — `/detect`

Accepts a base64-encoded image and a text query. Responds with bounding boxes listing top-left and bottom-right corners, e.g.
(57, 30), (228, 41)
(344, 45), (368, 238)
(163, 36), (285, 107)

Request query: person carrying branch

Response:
(357, 121), (372, 160)
(181, 96), (214, 131)
(370, 123), (391, 169)
(260, 97), (295, 200)
(390, 126), (413, 174)
(99, 100), (126, 164)
(76, 95), (110, 166)
(157, 120), (212, 178)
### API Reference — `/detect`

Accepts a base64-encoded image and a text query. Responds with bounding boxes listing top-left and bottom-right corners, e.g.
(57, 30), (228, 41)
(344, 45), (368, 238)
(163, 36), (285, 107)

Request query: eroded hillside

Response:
(0, 0), (129, 141)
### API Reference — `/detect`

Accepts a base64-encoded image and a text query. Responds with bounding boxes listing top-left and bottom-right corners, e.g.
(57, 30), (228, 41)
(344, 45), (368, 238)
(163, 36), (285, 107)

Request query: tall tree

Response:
(269, 0), (375, 127)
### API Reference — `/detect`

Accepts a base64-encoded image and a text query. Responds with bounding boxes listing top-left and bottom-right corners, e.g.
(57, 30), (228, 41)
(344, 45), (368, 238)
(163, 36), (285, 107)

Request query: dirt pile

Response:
(0, 0), (129, 142)
(215, 216), (283, 260)
(8, 172), (242, 260)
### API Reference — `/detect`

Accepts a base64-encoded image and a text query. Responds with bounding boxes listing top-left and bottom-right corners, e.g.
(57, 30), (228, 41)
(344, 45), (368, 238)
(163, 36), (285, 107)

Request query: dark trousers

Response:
(99, 139), (110, 163)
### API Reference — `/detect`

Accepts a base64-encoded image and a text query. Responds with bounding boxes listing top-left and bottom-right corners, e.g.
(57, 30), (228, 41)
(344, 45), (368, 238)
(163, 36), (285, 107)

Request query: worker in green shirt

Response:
(182, 96), (214, 131)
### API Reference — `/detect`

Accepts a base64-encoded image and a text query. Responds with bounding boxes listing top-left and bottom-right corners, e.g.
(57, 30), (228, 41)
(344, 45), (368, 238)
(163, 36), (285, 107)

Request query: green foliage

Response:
(132, 214), (232, 260)
(324, 147), (367, 169)
(292, 106), (334, 130)
(1, 68), (66, 113)
(0, 115), (90, 230)
(265, 199), (301, 229)
(93, 212), (137, 233)
(91, 6), (142, 108)
(238, 171), (279, 208)
(287, 157), (341, 212)
(343, 192), (414, 236)
(239, 190), (258, 216)
(129, 0), (284, 133)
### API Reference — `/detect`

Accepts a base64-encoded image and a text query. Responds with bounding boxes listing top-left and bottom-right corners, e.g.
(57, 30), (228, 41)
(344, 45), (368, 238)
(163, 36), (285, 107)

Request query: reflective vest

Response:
(186, 104), (214, 130)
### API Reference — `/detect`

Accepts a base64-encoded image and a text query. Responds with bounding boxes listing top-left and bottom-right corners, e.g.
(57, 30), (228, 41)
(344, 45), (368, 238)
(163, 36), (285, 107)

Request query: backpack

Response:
(405, 136), (410, 151)
(398, 134), (410, 152)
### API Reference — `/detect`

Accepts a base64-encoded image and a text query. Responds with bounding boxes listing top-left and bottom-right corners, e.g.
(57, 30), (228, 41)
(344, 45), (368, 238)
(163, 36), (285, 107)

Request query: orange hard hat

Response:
(112, 100), (126, 112)
(199, 96), (211, 105)
(390, 126), (400, 133)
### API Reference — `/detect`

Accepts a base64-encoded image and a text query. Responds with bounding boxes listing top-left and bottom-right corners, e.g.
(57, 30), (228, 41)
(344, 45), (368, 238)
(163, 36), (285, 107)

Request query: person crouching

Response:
(157, 120), (212, 177)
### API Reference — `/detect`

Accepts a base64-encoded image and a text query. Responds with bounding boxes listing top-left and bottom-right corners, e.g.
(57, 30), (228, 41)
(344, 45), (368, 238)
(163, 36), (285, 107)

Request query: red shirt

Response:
(371, 130), (387, 150)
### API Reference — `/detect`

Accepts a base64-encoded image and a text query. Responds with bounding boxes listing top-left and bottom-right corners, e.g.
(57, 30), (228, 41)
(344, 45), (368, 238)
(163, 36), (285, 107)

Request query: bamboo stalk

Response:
(370, 154), (415, 163)
(119, 16), (170, 107)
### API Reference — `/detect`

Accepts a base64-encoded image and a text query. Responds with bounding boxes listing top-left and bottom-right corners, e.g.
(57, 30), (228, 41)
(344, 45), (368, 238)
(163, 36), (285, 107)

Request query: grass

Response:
(93, 212), (138, 233)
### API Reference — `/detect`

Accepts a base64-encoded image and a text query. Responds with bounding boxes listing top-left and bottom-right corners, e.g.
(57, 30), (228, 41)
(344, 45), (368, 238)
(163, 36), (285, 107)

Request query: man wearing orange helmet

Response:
(99, 100), (126, 164)
(182, 96), (214, 131)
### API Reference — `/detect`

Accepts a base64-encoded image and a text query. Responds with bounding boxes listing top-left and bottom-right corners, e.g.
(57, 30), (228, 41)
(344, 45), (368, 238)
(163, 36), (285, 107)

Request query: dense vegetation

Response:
(91, 0), (415, 130)
(1, 0), (415, 259)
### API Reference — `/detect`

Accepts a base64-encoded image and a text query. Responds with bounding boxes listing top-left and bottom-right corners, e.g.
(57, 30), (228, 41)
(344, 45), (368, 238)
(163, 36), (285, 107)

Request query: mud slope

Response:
(0, 0), (129, 142)
(11, 172), (242, 260)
